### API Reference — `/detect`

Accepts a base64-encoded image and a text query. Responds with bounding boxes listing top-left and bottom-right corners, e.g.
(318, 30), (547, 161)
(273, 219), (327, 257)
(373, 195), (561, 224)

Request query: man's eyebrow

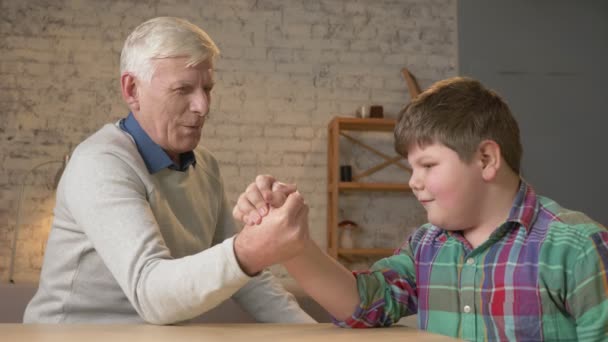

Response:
(170, 80), (191, 87)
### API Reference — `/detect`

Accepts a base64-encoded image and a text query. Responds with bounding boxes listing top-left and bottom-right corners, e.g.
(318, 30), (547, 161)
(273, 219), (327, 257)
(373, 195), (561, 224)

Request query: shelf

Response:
(327, 115), (411, 264)
(335, 182), (411, 192)
(327, 72), (422, 265)
(338, 248), (395, 257)
(330, 117), (396, 132)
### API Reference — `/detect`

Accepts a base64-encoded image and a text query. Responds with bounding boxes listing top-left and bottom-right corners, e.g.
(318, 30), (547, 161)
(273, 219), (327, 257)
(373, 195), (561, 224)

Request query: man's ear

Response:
(121, 73), (140, 112)
(477, 140), (501, 181)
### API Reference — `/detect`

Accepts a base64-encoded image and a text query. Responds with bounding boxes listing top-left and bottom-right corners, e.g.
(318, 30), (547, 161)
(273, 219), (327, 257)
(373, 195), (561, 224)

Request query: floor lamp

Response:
(8, 155), (69, 283)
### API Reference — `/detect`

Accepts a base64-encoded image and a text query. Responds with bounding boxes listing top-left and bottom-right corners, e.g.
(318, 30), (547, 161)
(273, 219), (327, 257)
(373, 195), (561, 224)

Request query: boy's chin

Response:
(427, 217), (460, 231)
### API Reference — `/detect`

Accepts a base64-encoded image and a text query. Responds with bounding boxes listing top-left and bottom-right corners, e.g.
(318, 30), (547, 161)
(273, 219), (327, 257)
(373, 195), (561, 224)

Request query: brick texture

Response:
(0, 0), (457, 282)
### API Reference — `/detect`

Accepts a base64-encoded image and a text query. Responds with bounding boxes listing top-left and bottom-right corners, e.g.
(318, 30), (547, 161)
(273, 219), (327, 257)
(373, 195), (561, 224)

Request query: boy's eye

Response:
(422, 163), (436, 169)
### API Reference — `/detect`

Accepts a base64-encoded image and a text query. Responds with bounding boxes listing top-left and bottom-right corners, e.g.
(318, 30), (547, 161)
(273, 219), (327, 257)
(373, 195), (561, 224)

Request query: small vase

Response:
(340, 229), (355, 249)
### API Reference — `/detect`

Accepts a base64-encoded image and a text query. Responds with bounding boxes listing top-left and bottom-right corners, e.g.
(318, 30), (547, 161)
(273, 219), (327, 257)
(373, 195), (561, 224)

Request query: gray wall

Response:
(458, 0), (608, 225)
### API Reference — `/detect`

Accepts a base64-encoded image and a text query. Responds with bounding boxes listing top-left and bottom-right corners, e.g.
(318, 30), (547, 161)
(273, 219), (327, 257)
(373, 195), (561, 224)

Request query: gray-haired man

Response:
(24, 17), (314, 325)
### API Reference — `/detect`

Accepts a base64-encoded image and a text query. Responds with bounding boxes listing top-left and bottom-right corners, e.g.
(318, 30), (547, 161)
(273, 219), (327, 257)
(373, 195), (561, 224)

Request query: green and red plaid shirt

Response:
(336, 181), (608, 341)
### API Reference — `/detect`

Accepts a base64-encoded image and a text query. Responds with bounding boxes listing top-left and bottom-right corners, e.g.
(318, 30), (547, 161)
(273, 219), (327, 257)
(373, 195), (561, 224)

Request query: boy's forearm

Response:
(283, 241), (360, 321)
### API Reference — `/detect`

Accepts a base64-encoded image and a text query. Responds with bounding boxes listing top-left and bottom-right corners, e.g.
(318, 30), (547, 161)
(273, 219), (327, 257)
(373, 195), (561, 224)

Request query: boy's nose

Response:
(408, 171), (423, 191)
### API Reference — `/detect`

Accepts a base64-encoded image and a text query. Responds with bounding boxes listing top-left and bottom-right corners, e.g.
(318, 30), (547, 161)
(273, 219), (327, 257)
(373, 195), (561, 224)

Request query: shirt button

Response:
(463, 305), (471, 313)
(466, 258), (475, 265)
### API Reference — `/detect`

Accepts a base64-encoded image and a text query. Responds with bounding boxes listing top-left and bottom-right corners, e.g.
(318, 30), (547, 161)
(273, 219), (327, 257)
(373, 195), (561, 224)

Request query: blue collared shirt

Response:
(119, 112), (196, 174)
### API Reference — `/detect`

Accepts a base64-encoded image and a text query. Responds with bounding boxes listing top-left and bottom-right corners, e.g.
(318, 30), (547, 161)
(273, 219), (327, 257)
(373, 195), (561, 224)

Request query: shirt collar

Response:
(119, 112), (196, 174)
(505, 179), (539, 234)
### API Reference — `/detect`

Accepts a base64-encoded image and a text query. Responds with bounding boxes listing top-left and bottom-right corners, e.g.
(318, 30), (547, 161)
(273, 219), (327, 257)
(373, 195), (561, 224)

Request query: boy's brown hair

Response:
(394, 76), (523, 173)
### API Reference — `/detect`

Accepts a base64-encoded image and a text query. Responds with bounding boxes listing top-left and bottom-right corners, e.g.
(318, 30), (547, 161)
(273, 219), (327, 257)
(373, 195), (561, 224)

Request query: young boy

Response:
(233, 77), (608, 341)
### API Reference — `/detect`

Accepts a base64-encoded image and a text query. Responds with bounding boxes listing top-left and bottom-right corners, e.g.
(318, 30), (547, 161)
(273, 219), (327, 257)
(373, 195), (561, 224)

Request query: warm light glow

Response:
(7, 156), (68, 284)
(10, 189), (57, 283)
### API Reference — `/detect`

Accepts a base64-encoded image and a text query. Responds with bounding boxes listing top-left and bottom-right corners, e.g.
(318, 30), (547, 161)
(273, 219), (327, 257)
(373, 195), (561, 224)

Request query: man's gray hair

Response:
(120, 17), (220, 82)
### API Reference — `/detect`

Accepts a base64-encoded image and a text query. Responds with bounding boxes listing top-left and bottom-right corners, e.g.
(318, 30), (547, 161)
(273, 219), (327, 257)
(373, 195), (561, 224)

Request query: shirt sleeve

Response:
(212, 179), (315, 323)
(334, 235), (419, 328)
(64, 151), (251, 324)
(569, 230), (608, 341)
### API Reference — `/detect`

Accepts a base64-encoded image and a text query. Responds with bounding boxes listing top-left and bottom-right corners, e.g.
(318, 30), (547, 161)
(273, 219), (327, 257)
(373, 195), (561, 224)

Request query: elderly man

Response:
(24, 17), (314, 324)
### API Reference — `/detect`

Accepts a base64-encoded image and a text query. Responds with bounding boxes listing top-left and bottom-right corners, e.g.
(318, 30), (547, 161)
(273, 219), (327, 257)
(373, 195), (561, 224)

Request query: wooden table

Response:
(0, 323), (459, 341)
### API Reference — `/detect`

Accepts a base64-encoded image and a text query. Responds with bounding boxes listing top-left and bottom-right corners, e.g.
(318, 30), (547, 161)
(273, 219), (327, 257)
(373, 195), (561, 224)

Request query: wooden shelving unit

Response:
(327, 117), (412, 261)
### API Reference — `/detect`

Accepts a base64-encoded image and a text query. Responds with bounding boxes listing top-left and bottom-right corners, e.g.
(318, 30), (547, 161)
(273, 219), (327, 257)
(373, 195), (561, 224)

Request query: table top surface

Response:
(0, 323), (459, 341)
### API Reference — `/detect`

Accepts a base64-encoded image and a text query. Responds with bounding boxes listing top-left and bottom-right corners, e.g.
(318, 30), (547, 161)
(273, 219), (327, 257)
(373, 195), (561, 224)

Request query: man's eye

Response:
(204, 87), (213, 93)
(423, 164), (435, 169)
(175, 87), (190, 94)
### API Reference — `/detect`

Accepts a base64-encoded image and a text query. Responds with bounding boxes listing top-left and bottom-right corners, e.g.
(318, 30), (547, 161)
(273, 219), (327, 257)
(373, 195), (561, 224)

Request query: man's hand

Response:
(233, 192), (310, 276)
(232, 175), (296, 225)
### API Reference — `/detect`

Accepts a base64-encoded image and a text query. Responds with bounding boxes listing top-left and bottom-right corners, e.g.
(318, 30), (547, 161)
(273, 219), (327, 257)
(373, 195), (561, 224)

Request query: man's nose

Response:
(190, 89), (209, 117)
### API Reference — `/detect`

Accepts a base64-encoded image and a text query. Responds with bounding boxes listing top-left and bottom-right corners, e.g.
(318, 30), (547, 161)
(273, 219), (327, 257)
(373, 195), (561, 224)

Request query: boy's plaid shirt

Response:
(335, 181), (608, 341)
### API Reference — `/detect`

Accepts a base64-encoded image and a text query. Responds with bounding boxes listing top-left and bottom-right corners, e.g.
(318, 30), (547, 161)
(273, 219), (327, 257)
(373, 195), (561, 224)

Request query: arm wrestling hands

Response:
(232, 175), (360, 320)
(232, 175), (311, 276)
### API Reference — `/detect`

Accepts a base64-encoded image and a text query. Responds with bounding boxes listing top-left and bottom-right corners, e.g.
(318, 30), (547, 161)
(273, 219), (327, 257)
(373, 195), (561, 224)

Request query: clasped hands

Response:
(232, 175), (311, 276)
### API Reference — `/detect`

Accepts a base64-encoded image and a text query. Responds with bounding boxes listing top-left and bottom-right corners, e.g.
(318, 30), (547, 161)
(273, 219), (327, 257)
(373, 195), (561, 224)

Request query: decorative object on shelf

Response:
(369, 105), (384, 118)
(338, 220), (359, 249)
(401, 67), (421, 100)
(356, 106), (369, 118)
(339, 165), (353, 182)
(8, 155), (69, 284)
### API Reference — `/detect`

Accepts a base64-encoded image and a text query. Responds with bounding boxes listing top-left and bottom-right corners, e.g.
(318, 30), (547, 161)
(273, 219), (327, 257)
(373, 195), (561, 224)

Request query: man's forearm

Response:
(283, 241), (360, 321)
(232, 270), (316, 323)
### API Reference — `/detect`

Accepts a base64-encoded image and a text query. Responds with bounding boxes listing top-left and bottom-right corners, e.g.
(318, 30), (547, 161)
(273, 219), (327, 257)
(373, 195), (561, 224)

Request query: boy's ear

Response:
(120, 73), (140, 112)
(477, 140), (501, 181)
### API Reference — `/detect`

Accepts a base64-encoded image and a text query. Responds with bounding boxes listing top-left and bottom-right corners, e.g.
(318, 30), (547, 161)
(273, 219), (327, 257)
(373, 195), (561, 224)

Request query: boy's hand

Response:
(234, 192), (310, 275)
(232, 175), (296, 225)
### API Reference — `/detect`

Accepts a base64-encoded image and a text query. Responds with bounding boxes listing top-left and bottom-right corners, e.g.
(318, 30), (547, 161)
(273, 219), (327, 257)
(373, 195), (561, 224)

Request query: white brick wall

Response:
(0, 0), (457, 282)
